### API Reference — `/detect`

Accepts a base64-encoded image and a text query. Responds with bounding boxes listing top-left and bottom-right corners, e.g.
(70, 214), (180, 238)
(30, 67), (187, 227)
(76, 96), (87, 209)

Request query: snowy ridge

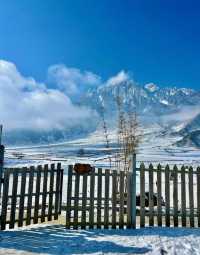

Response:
(81, 80), (200, 117)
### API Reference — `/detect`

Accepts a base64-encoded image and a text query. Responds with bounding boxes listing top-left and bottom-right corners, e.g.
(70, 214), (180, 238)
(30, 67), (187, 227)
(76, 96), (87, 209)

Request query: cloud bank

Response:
(0, 60), (132, 133)
(0, 60), (96, 131)
(47, 64), (101, 99)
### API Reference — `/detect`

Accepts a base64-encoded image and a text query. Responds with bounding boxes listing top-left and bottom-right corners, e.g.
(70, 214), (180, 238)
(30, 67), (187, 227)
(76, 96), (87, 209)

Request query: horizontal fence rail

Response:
(1, 159), (200, 230)
(0, 163), (63, 230)
(66, 162), (200, 229)
(136, 164), (200, 228)
(66, 166), (133, 229)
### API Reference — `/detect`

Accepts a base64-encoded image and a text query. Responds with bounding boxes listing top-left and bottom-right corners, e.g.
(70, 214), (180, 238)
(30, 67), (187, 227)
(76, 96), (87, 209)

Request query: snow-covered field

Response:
(3, 128), (200, 207)
(4, 127), (200, 169)
(1, 223), (200, 254)
(1, 128), (200, 255)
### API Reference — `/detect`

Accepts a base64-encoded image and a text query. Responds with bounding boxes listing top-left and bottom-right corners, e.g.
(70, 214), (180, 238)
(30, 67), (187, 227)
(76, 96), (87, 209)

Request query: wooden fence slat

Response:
(89, 169), (95, 228)
(26, 166), (34, 226)
(197, 167), (200, 227)
(18, 168), (27, 227)
(112, 170), (117, 229)
(33, 165), (42, 224)
(149, 164), (154, 227)
(74, 171), (80, 229)
(5, 162), (200, 231)
(173, 165), (178, 227)
(181, 166), (186, 227)
(127, 172), (132, 229)
(41, 164), (48, 222)
(189, 166), (194, 227)
(104, 169), (110, 229)
(10, 170), (19, 229)
(131, 154), (137, 229)
(1, 170), (10, 230)
(157, 164), (162, 227)
(97, 168), (102, 229)
(48, 164), (55, 221)
(66, 165), (73, 229)
(140, 164), (145, 228)
(81, 172), (88, 229)
(119, 171), (125, 229)
(54, 163), (61, 220)
(165, 165), (170, 227)
(59, 169), (63, 214)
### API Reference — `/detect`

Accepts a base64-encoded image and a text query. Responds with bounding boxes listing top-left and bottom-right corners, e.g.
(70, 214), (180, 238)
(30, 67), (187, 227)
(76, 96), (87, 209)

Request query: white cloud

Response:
(47, 64), (101, 98)
(106, 70), (130, 86)
(161, 105), (200, 123)
(0, 60), (95, 131)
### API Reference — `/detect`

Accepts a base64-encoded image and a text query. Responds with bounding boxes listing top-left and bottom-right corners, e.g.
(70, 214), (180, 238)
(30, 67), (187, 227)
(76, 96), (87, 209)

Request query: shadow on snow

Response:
(1, 225), (200, 254)
(0, 224), (150, 254)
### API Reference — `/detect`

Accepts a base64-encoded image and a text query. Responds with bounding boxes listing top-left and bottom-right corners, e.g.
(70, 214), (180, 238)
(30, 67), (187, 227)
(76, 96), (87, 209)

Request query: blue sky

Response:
(0, 0), (199, 89)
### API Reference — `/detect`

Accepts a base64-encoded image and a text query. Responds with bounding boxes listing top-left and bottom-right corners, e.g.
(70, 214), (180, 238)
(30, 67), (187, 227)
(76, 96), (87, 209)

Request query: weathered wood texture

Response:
(0, 163), (63, 230)
(137, 163), (200, 228)
(2, 161), (200, 230)
(157, 164), (162, 227)
(165, 165), (170, 227)
(65, 167), (133, 229)
(173, 165), (178, 227)
(65, 163), (200, 229)
(140, 164), (145, 227)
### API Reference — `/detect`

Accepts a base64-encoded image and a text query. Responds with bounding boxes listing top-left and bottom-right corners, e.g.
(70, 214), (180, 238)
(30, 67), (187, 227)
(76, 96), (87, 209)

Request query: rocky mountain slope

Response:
(81, 80), (200, 117)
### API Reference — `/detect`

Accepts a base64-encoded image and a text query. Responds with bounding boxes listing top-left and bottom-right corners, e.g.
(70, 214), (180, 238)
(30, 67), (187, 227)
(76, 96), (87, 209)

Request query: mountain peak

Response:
(144, 83), (159, 92)
(105, 71), (130, 87)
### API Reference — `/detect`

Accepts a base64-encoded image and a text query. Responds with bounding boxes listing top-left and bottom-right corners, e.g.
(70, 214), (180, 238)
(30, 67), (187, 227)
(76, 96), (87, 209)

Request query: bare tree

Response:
(99, 98), (112, 169)
(115, 91), (140, 173)
(98, 88), (141, 172)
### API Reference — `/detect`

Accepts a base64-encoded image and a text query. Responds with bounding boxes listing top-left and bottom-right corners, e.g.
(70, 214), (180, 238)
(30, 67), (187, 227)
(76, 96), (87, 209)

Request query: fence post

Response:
(0, 144), (5, 197)
(131, 153), (137, 228)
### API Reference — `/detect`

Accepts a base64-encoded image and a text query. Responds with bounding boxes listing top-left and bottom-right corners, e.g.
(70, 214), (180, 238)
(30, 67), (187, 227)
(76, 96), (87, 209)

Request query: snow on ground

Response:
(1, 224), (200, 254)
(1, 128), (200, 254)
(4, 126), (200, 169)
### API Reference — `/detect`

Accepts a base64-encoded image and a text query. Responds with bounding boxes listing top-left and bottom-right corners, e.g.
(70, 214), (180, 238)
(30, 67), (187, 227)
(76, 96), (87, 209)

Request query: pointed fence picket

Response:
(66, 162), (200, 229)
(0, 163), (63, 230)
(66, 166), (134, 229)
(1, 160), (200, 230)
(135, 163), (200, 228)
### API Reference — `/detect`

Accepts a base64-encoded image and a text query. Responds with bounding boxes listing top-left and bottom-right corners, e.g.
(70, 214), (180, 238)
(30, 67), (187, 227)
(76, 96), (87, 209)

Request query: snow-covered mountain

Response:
(3, 79), (200, 146)
(175, 113), (200, 148)
(176, 130), (200, 148)
(81, 80), (200, 117)
(179, 113), (200, 135)
(80, 80), (200, 148)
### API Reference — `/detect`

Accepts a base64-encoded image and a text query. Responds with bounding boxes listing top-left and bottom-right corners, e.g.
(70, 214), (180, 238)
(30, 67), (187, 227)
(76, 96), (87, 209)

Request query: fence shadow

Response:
(0, 224), (151, 254)
(1, 224), (200, 254)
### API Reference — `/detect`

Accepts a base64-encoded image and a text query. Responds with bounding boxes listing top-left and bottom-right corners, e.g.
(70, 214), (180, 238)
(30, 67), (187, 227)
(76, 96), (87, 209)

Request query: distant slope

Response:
(176, 130), (200, 148)
(179, 113), (200, 135)
(3, 123), (97, 146)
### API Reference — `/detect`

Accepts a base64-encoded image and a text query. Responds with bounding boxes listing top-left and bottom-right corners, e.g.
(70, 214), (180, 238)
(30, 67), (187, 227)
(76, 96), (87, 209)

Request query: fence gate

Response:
(0, 163), (63, 230)
(66, 166), (134, 229)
